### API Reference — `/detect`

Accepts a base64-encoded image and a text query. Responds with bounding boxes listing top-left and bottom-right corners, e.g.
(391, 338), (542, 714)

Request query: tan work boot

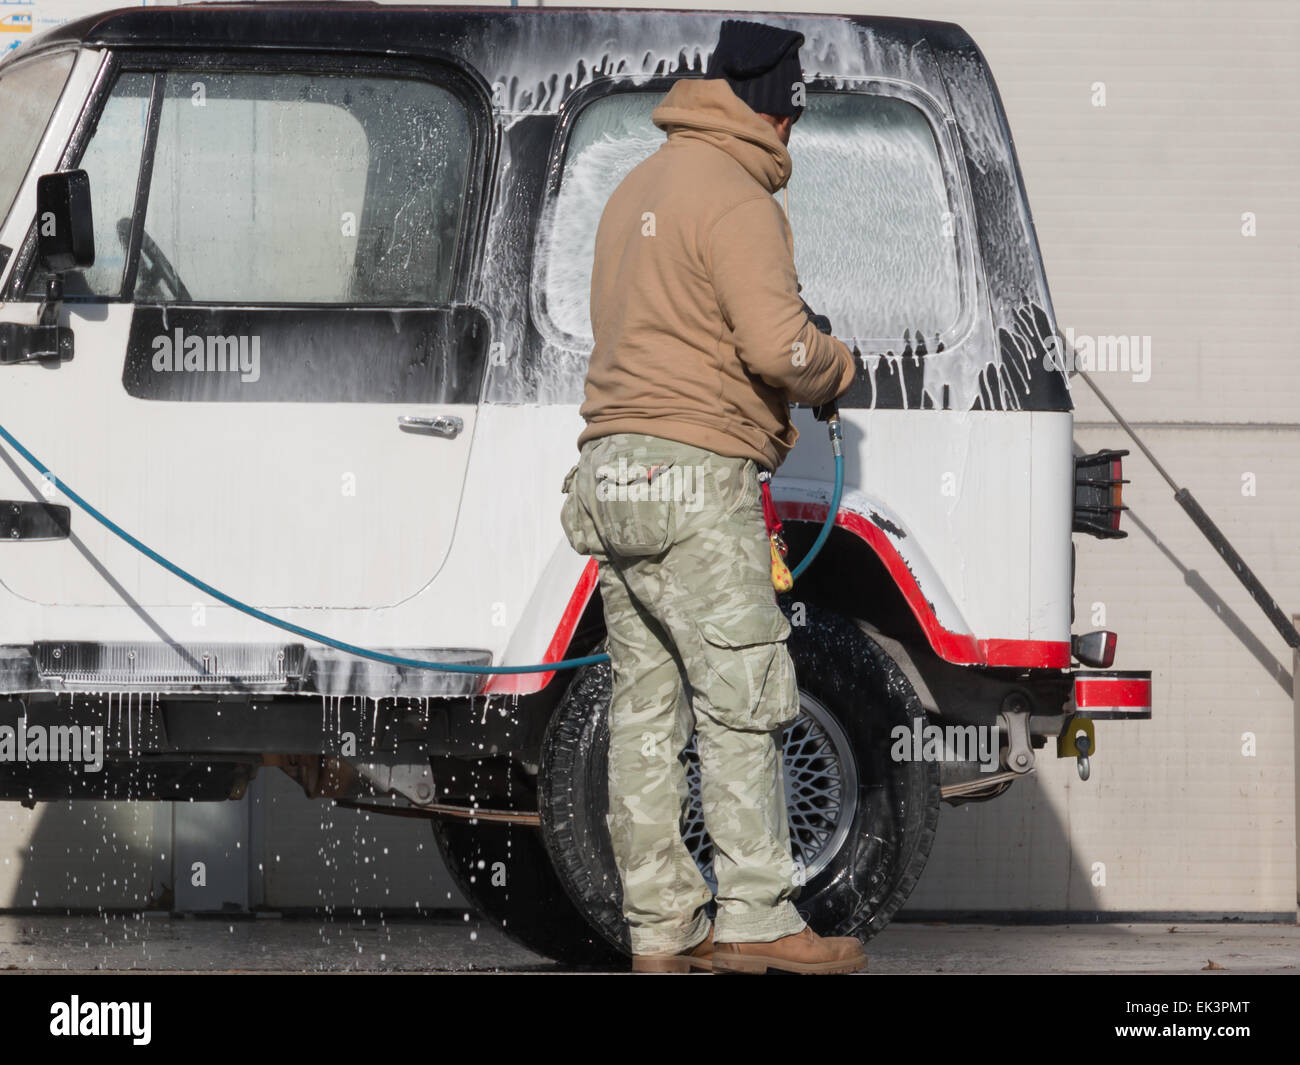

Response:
(631, 926), (715, 974)
(712, 926), (866, 975)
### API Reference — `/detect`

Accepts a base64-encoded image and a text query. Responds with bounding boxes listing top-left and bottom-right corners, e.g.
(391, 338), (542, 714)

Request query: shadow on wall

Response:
(902, 769), (1103, 919)
(3, 770), (467, 920)
(1125, 505), (1292, 700)
(902, 493), (1295, 920)
(1, 801), (157, 911)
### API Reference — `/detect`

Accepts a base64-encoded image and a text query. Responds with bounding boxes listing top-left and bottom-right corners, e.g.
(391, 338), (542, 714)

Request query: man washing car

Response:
(561, 19), (864, 974)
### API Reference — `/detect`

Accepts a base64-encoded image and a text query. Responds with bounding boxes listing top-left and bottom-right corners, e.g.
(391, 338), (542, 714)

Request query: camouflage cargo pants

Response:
(560, 432), (807, 954)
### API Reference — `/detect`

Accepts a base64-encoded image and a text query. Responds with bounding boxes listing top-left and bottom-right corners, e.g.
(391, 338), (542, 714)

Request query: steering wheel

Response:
(117, 217), (192, 302)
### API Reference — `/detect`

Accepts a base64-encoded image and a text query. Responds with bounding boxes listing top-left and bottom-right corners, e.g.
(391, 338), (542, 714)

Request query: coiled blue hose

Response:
(0, 418), (844, 676)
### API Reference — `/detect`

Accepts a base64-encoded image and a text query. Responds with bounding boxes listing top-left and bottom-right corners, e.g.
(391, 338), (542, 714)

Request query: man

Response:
(560, 19), (864, 975)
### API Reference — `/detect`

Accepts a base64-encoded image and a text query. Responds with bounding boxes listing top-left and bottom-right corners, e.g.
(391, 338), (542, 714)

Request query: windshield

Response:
(0, 50), (75, 232)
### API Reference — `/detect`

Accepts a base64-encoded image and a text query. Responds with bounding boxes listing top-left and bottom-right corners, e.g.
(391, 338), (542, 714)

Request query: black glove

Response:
(800, 298), (833, 336)
(812, 401), (838, 422)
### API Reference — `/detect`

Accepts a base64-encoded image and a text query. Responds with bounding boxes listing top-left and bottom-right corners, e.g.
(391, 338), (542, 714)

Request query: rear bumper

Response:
(1072, 670), (1152, 720)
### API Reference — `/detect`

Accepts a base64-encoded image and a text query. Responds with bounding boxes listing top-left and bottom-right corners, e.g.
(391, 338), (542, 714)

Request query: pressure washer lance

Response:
(0, 411), (846, 677)
(1077, 368), (1299, 649)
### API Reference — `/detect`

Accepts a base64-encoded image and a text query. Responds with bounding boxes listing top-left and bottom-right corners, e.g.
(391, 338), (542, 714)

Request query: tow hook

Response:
(1058, 716), (1095, 780)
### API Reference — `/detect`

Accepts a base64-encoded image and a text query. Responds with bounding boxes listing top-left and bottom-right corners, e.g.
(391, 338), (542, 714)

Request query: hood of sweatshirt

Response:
(651, 77), (793, 194)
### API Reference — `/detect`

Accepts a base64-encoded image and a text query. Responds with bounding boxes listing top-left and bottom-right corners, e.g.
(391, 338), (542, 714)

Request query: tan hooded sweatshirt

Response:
(577, 78), (858, 471)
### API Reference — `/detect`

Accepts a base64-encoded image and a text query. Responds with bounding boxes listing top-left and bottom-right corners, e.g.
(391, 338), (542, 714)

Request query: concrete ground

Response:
(0, 915), (1296, 973)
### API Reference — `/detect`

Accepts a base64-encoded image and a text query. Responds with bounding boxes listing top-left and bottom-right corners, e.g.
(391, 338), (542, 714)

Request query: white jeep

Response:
(0, 4), (1149, 965)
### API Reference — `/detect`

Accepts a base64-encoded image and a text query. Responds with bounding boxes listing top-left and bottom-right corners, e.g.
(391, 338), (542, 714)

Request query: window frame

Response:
(530, 74), (980, 358)
(2, 47), (494, 309)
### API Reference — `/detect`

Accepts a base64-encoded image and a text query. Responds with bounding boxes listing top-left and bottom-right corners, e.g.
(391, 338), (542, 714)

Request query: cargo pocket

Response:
(591, 458), (679, 558)
(559, 463), (599, 557)
(720, 457), (760, 521)
(692, 602), (798, 733)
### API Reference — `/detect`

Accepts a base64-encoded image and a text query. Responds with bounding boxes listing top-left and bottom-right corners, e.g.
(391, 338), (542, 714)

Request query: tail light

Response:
(1072, 630), (1117, 668)
(1074, 449), (1128, 539)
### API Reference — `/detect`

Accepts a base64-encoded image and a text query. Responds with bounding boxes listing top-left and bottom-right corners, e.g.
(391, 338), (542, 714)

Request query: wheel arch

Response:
(772, 484), (1070, 671)
(505, 486), (1067, 717)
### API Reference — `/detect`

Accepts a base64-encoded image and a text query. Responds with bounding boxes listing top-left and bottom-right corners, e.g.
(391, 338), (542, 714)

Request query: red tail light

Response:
(1074, 449), (1129, 539)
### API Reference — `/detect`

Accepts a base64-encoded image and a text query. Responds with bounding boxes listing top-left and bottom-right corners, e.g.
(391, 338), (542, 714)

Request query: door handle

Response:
(398, 414), (463, 438)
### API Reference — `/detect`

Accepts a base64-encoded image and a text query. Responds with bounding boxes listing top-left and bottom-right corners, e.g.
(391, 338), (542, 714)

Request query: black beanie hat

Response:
(705, 19), (806, 119)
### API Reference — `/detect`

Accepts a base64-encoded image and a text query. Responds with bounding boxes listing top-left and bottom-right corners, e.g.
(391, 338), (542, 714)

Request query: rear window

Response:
(0, 51), (75, 232)
(537, 87), (963, 348)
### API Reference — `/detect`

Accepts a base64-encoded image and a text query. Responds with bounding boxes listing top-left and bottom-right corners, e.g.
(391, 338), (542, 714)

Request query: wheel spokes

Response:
(678, 693), (858, 889)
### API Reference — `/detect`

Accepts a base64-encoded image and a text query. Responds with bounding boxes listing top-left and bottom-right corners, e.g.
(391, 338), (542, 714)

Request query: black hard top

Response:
(17, 4), (975, 65)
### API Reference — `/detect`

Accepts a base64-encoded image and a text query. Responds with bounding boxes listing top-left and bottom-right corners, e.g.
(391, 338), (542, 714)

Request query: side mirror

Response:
(36, 169), (94, 274)
(4, 170), (98, 355)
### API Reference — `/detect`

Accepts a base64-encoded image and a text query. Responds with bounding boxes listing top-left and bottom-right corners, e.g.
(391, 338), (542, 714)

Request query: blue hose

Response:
(791, 418), (843, 581)
(0, 419), (844, 676)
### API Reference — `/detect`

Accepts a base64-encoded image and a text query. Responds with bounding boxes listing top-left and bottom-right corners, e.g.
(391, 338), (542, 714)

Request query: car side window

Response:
(0, 50), (75, 234)
(42, 64), (474, 306)
(784, 93), (961, 345)
(62, 72), (153, 298)
(538, 92), (665, 342)
(537, 87), (963, 349)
